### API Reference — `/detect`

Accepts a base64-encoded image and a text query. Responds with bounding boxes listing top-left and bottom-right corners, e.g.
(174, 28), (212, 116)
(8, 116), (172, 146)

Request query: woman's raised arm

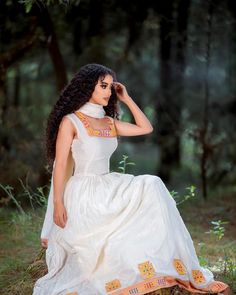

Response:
(113, 82), (153, 136)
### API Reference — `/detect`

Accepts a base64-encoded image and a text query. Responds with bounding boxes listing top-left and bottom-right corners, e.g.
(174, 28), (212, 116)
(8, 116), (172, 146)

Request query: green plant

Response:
(18, 177), (49, 209)
(206, 220), (229, 240)
(18, 0), (81, 13)
(200, 219), (236, 290)
(170, 185), (196, 205)
(0, 183), (26, 214)
(197, 242), (210, 267)
(0, 180), (48, 212)
(117, 154), (136, 174)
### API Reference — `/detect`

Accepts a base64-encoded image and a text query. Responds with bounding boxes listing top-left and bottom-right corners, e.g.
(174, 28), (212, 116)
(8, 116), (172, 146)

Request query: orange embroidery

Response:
(75, 111), (117, 137)
(192, 269), (206, 284)
(105, 279), (121, 292)
(109, 275), (228, 295)
(66, 293), (78, 295)
(138, 260), (156, 279)
(173, 259), (187, 275)
(208, 281), (229, 293)
(143, 281), (155, 290)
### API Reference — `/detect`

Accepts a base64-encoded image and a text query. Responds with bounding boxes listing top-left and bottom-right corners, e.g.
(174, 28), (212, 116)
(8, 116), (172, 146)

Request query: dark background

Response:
(0, 1), (236, 293)
(1, 0), (236, 201)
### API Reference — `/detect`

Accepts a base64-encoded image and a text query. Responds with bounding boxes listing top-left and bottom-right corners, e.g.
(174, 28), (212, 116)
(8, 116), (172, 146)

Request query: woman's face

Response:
(89, 74), (114, 106)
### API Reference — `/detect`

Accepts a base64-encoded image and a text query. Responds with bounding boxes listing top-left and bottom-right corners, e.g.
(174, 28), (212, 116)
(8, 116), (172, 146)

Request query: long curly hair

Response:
(45, 63), (119, 166)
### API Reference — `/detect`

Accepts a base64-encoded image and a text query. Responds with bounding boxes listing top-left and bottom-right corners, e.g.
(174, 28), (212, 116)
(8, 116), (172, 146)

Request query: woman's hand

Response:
(41, 238), (48, 248)
(113, 82), (131, 103)
(53, 201), (68, 228)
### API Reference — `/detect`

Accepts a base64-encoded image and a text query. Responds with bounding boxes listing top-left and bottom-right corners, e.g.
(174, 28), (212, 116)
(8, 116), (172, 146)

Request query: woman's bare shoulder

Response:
(59, 115), (76, 134)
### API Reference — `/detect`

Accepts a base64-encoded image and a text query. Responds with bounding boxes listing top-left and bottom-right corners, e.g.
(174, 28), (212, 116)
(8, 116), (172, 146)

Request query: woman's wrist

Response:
(122, 95), (132, 104)
(53, 198), (63, 205)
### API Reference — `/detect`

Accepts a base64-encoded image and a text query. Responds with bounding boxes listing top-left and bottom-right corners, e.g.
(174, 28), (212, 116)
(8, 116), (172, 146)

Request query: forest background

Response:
(0, 0), (235, 294)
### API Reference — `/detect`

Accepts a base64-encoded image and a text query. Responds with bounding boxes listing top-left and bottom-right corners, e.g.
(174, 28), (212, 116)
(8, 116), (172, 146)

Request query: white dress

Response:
(33, 111), (229, 295)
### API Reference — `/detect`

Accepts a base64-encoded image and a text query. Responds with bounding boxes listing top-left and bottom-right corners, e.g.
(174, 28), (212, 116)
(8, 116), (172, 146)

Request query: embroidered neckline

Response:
(75, 111), (117, 138)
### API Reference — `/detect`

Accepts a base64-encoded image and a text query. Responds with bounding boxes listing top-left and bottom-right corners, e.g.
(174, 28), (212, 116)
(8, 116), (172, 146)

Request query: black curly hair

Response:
(45, 63), (119, 166)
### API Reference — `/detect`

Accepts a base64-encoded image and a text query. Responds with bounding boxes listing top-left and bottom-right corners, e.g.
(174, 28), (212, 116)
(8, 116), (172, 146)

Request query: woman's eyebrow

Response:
(101, 81), (113, 85)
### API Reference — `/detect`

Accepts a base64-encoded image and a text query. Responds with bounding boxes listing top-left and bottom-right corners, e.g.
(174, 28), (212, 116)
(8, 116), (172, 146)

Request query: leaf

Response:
(26, 2), (33, 13)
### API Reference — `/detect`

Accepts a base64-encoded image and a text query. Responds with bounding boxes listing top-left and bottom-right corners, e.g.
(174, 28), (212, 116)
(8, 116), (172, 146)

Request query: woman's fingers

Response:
(59, 214), (67, 228)
(63, 209), (68, 224)
(57, 216), (65, 228)
(53, 204), (67, 228)
(113, 81), (123, 86)
(41, 238), (48, 248)
(59, 208), (67, 227)
(61, 214), (66, 227)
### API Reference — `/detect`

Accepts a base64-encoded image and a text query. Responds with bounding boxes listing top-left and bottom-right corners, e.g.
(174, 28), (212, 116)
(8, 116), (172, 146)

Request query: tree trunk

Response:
(200, 0), (214, 199)
(34, 4), (68, 92)
(153, 1), (190, 182)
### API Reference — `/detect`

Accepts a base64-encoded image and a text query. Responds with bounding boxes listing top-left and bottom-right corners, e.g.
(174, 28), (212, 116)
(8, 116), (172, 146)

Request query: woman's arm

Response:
(113, 82), (153, 136)
(53, 116), (75, 228)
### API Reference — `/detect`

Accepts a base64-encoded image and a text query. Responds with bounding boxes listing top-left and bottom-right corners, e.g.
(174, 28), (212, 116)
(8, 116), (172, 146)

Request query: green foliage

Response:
(197, 242), (210, 267)
(10, 210), (32, 226)
(0, 178), (48, 213)
(206, 220), (229, 240)
(117, 154), (136, 174)
(18, 0), (33, 13)
(0, 206), (45, 293)
(170, 185), (196, 205)
(0, 183), (26, 214)
(18, 0), (81, 13)
(213, 254), (236, 285)
(196, 219), (236, 290)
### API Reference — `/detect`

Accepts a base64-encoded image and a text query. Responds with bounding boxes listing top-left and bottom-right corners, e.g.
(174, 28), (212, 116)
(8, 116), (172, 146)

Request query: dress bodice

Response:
(66, 112), (118, 176)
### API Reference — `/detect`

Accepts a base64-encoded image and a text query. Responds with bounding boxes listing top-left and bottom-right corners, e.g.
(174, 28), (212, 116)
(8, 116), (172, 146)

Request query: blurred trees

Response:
(153, 0), (190, 182)
(0, 0), (236, 202)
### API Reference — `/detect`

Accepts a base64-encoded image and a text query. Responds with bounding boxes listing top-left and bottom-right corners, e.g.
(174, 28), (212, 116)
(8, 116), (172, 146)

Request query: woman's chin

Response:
(102, 100), (109, 106)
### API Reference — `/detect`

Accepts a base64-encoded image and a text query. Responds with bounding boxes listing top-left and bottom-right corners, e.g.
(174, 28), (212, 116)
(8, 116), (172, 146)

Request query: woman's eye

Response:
(101, 85), (106, 89)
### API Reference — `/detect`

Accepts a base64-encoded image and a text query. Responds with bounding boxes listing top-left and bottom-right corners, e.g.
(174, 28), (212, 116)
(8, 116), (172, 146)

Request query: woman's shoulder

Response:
(63, 112), (80, 123)
(61, 113), (81, 136)
(60, 114), (77, 130)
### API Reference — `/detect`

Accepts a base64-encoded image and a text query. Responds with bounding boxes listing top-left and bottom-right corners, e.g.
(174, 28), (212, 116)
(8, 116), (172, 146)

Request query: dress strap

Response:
(65, 113), (88, 140)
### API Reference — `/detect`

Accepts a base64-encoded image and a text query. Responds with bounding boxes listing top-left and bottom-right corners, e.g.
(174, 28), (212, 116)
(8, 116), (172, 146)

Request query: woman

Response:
(33, 63), (229, 295)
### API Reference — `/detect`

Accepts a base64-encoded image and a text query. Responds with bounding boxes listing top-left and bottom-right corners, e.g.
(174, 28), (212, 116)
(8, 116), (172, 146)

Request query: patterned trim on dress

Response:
(173, 259), (187, 275)
(104, 259), (229, 295)
(107, 276), (229, 295)
(192, 269), (206, 284)
(105, 279), (122, 292)
(75, 111), (117, 137)
(138, 261), (156, 279)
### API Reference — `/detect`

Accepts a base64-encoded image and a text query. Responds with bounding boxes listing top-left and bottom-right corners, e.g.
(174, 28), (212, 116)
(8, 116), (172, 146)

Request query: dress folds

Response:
(33, 112), (229, 295)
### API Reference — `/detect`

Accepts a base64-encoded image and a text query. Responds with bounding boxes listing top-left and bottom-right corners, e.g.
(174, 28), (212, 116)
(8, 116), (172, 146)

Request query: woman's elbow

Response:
(54, 159), (68, 170)
(144, 126), (154, 134)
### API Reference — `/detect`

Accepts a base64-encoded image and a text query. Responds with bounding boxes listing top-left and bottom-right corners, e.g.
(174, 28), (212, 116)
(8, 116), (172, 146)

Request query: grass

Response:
(179, 190), (236, 293)
(0, 207), (45, 293)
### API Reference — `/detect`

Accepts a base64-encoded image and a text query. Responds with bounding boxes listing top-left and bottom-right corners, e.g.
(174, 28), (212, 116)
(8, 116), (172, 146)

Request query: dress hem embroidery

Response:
(108, 275), (229, 295)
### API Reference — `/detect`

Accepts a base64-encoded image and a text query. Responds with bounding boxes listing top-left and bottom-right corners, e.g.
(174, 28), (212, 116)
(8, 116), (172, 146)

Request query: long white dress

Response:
(33, 111), (229, 295)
